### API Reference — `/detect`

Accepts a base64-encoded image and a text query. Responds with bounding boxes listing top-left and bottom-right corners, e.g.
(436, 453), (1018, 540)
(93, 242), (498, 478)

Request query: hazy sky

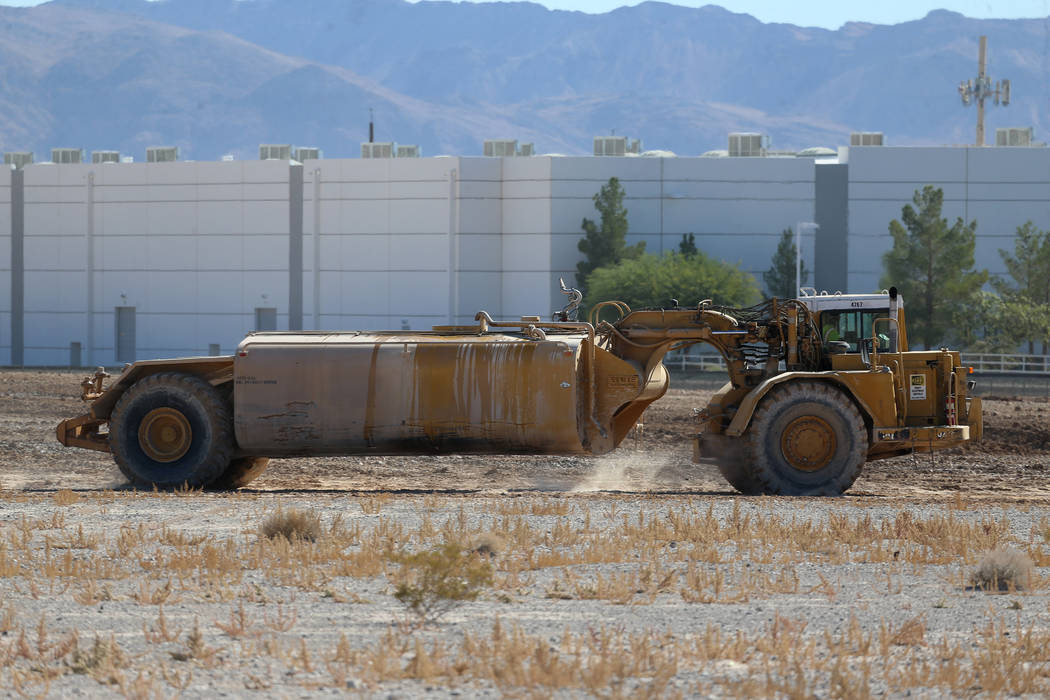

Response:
(0, 0), (1046, 29)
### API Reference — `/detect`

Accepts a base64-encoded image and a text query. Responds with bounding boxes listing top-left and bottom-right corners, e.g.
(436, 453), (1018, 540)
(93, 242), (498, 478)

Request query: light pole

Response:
(795, 221), (819, 297)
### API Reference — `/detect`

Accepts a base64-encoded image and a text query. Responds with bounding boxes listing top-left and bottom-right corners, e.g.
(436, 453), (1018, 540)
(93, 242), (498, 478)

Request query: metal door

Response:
(115, 307), (136, 363)
(255, 307), (277, 332)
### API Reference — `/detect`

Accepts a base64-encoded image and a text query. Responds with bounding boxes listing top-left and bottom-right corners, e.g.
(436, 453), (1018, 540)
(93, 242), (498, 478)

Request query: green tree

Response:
(678, 233), (698, 257)
(958, 291), (1050, 354)
(880, 186), (988, 349)
(954, 291), (1010, 353)
(763, 228), (808, 298)
(994, 222), (1050, 302)
(585, 251), (760, 314)
(576, 177), (645, 288)
(992, 221), (1050, 353)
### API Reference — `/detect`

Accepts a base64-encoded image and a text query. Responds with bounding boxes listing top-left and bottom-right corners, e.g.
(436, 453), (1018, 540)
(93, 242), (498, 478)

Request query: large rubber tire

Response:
(746, 382), (867, 496)
(703, 433), (762, 495)
(110, 372), (234, 489)
(213, 457), (270, 489)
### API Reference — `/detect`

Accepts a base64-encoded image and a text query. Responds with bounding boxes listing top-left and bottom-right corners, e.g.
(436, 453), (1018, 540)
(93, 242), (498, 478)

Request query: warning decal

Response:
(909, 374), (926, 401)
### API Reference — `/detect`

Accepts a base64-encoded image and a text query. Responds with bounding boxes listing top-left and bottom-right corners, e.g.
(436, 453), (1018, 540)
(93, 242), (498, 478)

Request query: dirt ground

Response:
(4, 368), (1049, 501)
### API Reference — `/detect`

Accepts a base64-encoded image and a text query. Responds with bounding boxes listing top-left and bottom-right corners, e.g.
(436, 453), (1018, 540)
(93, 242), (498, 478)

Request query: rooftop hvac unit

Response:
(259, 144), (291, 160)
(361, 142), (394, 159)
(51, 148), (83, 164)
(294, 147), (321, 161)
(728, 133), (764, 157)
(91, 150), (120, 164)
(628, 139), (642, 154)
(849, 132), (884, 146)
(594, 136), (628, 156)
(121, 156), (134, 163)
(396, 145), (421, 158)
(519, 142), (534, 156)
(483, 139), (518, 157)
(146, 146), (178, 163)
(995, 127), (1033, 147)
(4, 152), (33, 169)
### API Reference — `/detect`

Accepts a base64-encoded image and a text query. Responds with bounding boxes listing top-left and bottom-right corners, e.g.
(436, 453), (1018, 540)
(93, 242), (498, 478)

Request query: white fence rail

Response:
(666, 353), (727, 372)
(960, 353), (1050, 374)
(665, 352), (1050, 375)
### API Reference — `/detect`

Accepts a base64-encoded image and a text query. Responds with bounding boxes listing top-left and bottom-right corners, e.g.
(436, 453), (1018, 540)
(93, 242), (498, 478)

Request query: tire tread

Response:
(706, 434), (762, 495)
(110, 372), (233, 488)
(745, 382), (866, 496)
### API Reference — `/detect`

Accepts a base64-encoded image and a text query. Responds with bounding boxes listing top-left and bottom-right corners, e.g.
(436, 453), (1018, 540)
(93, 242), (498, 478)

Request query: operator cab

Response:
(797, 288), (906, 355)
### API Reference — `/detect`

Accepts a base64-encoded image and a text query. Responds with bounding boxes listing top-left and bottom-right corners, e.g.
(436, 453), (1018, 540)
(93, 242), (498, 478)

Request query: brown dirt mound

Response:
(969, 398), (1050, 456)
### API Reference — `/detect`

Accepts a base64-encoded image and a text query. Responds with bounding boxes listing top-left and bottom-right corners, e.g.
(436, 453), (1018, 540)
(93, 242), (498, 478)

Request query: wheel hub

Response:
(780, 415), (836, 472)
(138, 407), (192, 463)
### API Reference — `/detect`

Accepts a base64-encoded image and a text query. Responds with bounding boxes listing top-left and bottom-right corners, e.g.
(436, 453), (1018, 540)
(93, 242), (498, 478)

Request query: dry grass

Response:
(169, 618), (222, 666)
(0, 489), (1047, 695)
(388, 543), (494, 627)
(70, 634), (129, 682)
(317, 612), (1050, 697)
(359, 493), (391, 515)
(971, 547), (1035, 591)
(470, 532), (505, 558)
(260, 508), (322, 542)
(52, 489), (80, 506)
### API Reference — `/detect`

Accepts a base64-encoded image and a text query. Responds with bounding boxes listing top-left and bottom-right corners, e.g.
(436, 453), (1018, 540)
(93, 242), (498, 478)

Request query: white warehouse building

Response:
(1, 144), (1048, 366)
(844, 146), (1050, 293)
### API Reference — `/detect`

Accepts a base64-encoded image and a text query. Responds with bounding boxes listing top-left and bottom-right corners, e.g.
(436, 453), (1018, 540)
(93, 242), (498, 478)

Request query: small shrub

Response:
(260, 508), (322, 542)
(70, 634), (129, 683)
(169, 618), (222, 666)
(887, 615), (926, 647)
(388, 542), (493, 627)
(971, 547), (1034, 591)
(471, 532), (505, 559)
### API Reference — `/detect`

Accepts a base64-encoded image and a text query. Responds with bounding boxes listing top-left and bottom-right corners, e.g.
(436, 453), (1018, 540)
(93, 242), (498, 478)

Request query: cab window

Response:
(821, 310), (896, 353)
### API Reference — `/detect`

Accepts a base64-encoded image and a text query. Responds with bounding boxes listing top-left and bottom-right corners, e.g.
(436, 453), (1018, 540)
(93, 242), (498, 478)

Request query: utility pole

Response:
(958, 36), (1010, 146)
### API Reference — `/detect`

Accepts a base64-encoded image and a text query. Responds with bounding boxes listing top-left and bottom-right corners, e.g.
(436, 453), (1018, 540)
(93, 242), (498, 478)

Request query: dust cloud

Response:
(570, 450), (678, 492)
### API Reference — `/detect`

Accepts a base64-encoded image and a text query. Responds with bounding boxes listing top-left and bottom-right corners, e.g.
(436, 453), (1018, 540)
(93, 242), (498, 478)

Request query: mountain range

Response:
(0, 0), (1047, 159)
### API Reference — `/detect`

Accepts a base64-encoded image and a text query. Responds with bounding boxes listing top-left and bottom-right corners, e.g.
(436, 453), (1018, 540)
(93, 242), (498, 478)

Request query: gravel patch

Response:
(1, 491), (1049, 697)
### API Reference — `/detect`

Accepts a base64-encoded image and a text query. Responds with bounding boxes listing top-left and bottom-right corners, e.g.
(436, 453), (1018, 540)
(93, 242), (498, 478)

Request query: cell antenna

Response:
(957, 36), (1011, 146)
(369, 108), (374, 144)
